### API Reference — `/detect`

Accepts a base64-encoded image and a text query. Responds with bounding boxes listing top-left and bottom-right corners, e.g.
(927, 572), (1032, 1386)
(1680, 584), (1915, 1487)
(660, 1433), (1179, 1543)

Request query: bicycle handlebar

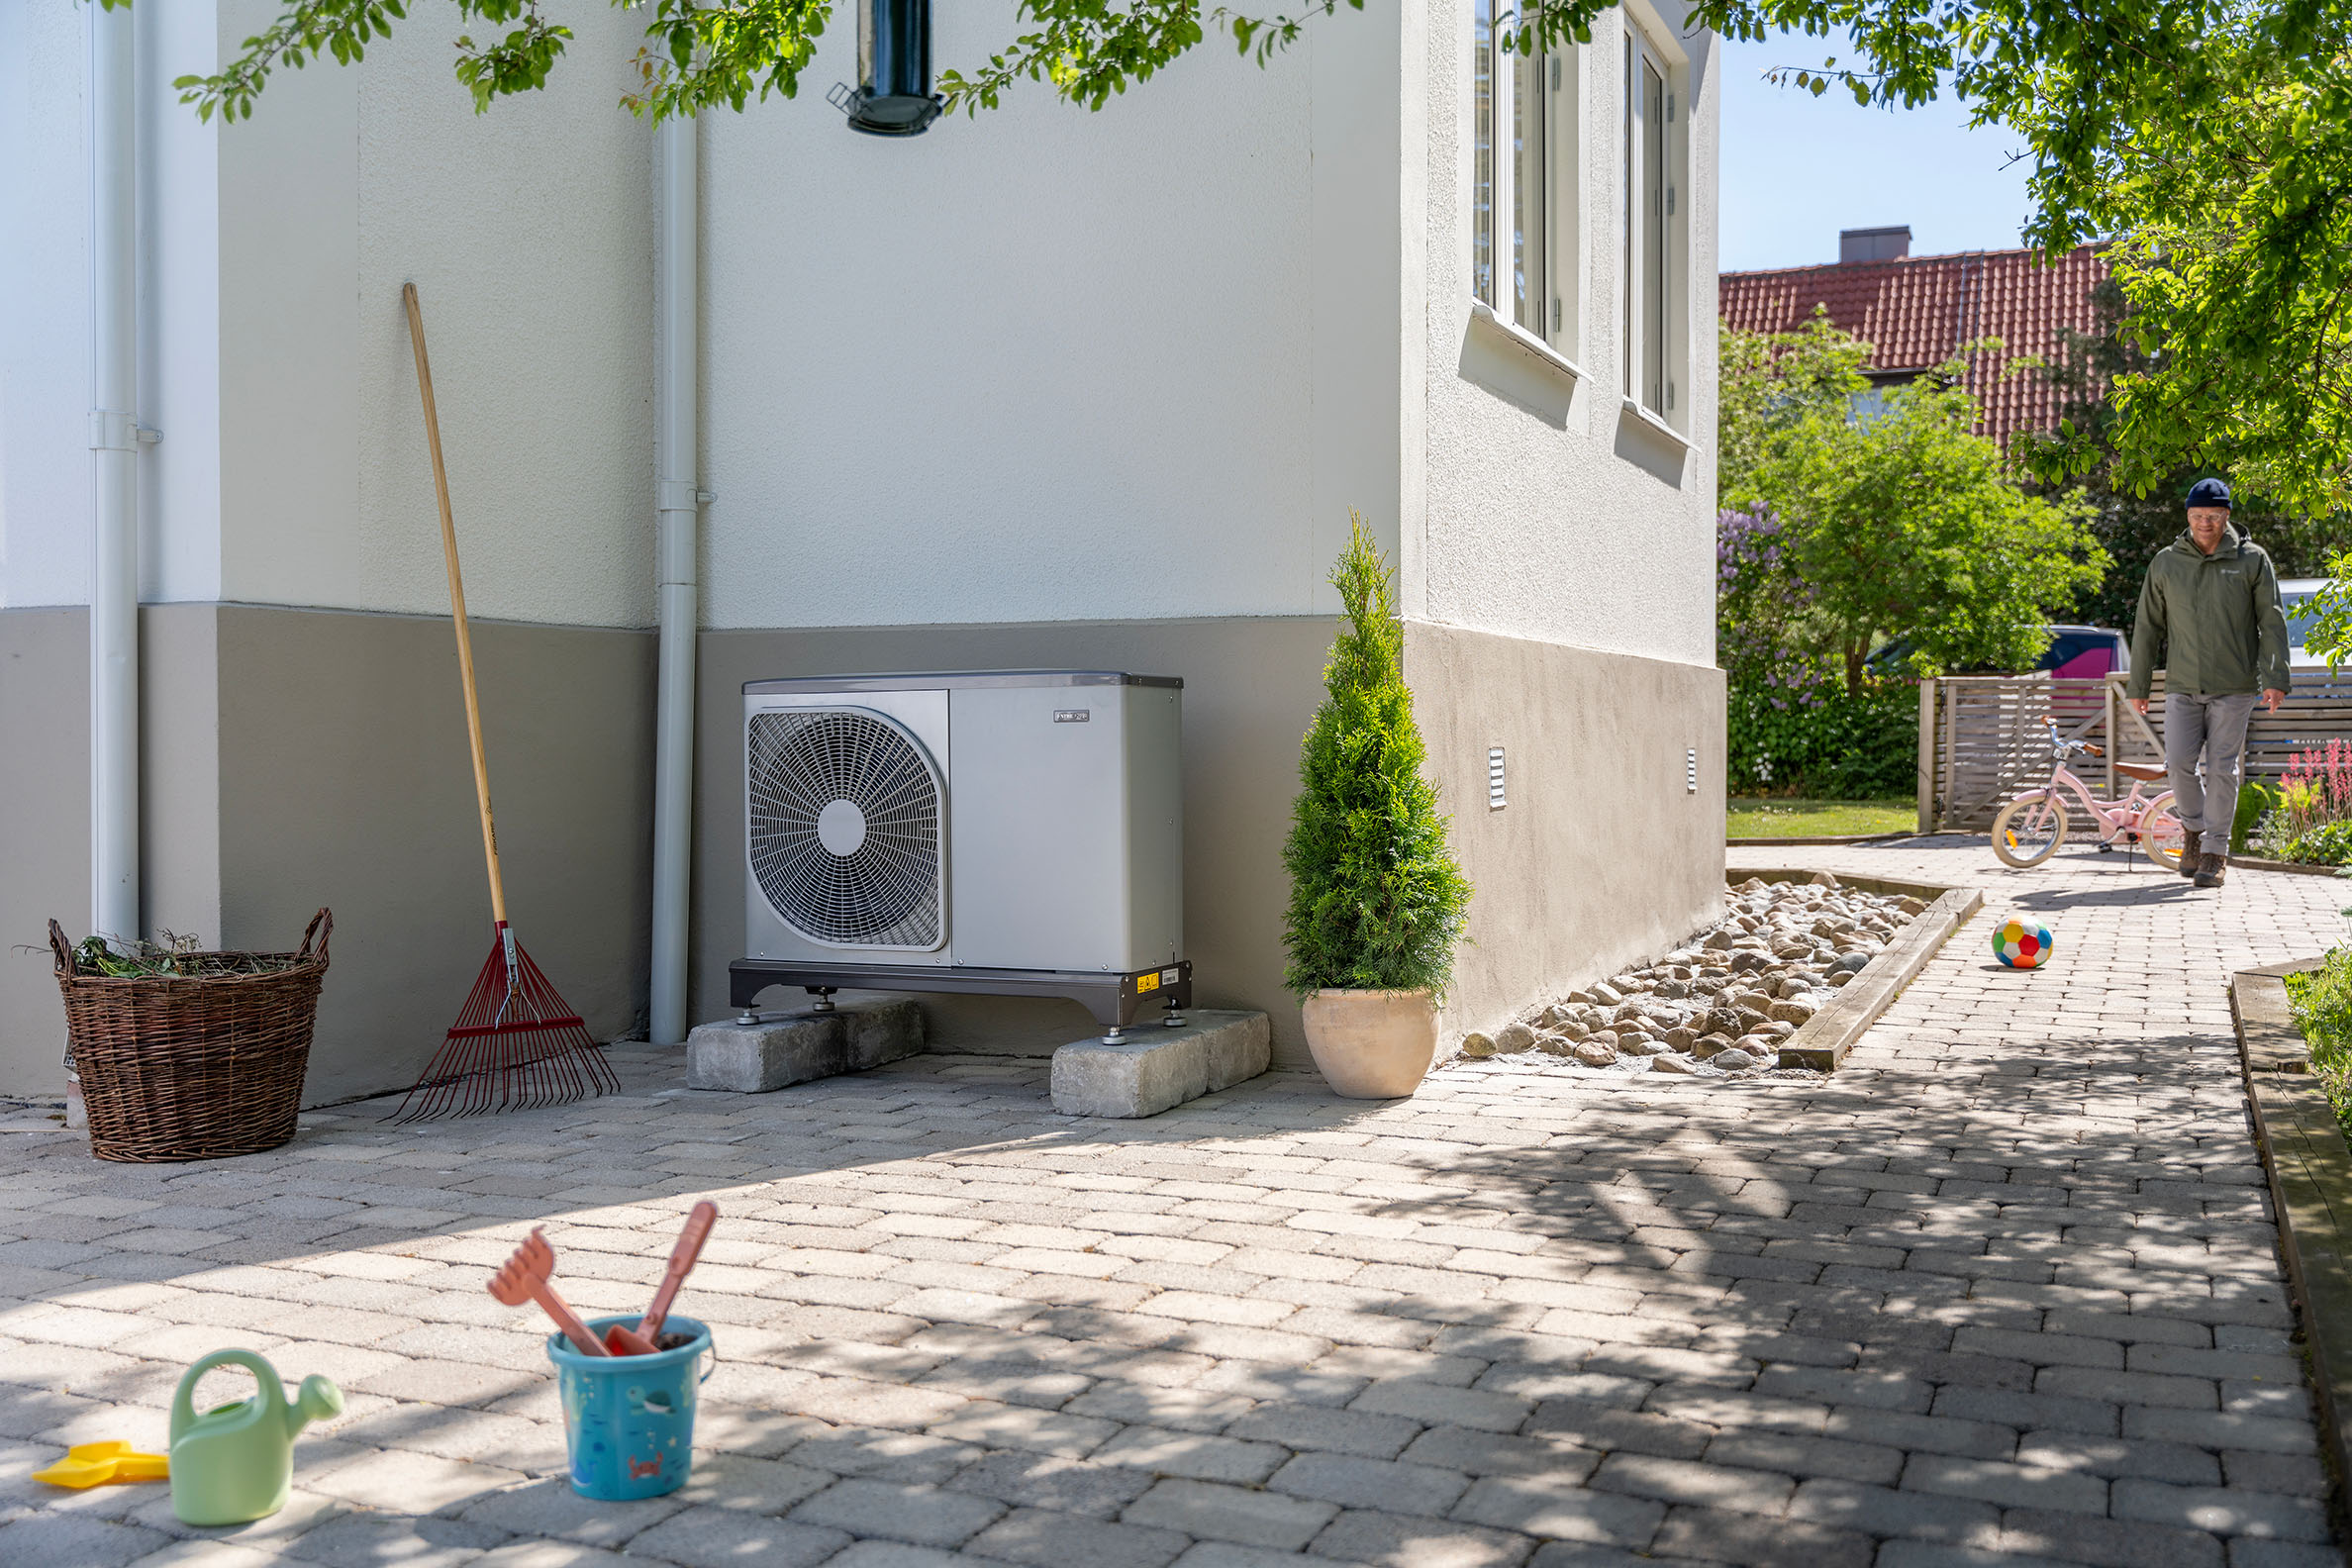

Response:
(2040, 718), (2103, 759)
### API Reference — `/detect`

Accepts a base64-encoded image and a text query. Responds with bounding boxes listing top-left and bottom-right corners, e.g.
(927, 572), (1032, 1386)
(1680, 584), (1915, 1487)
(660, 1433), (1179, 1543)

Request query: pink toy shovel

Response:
(639, 1202), (718, 1343)
(489, 1228), (607, 1356)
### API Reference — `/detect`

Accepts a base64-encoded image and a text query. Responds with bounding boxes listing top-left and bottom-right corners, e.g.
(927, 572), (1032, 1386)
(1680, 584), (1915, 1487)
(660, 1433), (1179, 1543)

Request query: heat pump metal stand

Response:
(730, 958), (1193, 1031)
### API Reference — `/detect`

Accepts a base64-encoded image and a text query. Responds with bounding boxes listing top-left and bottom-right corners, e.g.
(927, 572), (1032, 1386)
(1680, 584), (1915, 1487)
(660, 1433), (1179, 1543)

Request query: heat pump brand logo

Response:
(1052, 709), (1091, 723)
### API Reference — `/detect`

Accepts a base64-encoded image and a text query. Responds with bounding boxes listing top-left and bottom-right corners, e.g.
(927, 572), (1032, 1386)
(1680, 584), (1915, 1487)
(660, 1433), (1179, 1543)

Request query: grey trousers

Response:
(2164, 691), (2259, 846)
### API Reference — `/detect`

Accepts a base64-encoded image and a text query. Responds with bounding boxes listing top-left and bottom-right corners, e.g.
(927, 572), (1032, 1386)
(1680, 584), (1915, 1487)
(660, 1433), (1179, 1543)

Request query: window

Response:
(1621, 24), (1679, 418)
(1473, 13), (1577, 351)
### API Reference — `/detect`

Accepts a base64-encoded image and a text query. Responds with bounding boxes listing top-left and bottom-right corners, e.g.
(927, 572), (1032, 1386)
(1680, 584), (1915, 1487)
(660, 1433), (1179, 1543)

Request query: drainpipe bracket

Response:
(656, 478), (706, 512)
(87, 410), (138, 451)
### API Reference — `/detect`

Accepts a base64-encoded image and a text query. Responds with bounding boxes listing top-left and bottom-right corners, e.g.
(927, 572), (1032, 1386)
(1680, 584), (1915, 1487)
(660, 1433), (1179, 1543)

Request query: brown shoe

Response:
(2194, 852), (2226, 888)
(2179, 829), (2202, 876)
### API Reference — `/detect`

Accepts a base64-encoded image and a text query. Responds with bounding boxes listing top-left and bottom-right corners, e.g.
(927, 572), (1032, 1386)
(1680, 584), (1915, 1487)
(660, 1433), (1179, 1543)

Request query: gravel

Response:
(1446, 876), (1924, 1084)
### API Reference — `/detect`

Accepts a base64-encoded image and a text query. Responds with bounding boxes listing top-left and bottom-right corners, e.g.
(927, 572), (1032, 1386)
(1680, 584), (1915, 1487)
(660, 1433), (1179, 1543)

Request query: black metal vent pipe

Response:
(829, 0), (941, 137)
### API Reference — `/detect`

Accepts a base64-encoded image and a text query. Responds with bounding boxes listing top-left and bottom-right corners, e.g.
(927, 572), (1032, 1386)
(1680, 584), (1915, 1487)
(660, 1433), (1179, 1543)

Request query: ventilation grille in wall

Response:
(1687, 747), (1698, 794)
(1488, 747), (1508, 810)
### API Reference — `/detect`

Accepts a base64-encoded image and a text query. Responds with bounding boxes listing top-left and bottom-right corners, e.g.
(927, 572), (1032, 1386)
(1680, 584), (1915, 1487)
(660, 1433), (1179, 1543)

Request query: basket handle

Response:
(48, 920), (74, 978)
(298, 909), (333, 966)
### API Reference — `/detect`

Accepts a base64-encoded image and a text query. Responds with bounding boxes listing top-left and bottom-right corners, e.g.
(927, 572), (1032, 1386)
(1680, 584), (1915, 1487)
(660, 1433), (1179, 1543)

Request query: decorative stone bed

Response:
(1447, 869), (1981, 1081)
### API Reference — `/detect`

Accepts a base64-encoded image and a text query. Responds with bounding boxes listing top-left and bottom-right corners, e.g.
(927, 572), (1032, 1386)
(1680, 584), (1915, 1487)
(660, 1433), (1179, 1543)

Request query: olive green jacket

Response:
(2124, 526), (2292, 700)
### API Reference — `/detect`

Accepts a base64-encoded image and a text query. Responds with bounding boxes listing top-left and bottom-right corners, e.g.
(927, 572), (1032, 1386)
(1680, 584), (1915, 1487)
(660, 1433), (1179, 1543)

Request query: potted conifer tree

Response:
(1282, 513), (1471, 1098)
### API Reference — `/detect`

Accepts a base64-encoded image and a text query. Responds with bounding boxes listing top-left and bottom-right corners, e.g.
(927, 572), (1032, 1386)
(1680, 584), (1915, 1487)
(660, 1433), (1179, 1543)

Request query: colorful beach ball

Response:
(1994, 918), (2055, 969)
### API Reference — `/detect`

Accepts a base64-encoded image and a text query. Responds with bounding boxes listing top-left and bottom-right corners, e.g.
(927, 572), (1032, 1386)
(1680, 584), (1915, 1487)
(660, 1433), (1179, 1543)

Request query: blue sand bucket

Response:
(547, 1315), (712, 1500)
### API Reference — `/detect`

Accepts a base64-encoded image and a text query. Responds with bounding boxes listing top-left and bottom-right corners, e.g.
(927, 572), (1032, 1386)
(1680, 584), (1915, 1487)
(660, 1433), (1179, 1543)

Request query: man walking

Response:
(2125, 477), (2291, 888)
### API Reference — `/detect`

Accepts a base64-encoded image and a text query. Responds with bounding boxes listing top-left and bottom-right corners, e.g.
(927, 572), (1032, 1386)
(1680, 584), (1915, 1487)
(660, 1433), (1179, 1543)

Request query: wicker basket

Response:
(49, 910), (332, 1163)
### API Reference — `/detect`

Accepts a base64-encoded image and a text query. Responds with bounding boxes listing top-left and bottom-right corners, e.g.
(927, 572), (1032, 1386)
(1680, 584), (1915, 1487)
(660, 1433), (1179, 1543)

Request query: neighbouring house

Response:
(1719, 225), (2108, 447)
(0, 0), (1723, 1102)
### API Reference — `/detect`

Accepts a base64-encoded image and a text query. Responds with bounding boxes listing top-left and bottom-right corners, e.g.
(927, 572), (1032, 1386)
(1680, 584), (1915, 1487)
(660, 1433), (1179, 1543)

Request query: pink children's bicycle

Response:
(1991, 718), (2189, 869)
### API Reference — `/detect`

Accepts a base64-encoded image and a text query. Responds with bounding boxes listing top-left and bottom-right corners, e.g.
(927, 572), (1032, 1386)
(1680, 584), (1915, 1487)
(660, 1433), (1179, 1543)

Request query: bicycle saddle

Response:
(2113, 760), (2168, 782)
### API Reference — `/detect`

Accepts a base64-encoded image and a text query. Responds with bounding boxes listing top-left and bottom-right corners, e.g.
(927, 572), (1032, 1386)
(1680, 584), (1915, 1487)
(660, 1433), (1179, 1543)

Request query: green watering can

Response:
(168, 1349), (343, 1526)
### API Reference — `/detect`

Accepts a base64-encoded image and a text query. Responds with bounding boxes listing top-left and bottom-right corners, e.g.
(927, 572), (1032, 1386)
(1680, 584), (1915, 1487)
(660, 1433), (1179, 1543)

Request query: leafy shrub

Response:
(2280, 821), (2352, 866)
(1281, 512), (1471, 997)
(1727, 675), (1918, 799)
(2233, 779), (2281, 854)
(2286, 955), (2352, 1139)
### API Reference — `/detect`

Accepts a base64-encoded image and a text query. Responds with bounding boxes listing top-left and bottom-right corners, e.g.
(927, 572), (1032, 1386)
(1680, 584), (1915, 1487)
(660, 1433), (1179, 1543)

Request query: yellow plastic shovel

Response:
(34, 1441), (169, 1488)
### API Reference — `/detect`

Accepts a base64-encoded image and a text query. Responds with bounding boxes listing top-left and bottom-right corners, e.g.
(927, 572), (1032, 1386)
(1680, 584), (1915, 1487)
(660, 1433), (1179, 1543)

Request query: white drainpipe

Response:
(648, 113), (702, 1045)
(88, 0), (140, 946)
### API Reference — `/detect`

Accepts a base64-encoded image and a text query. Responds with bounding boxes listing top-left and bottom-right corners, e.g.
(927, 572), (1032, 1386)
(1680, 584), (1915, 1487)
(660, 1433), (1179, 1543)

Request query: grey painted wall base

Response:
(0, 602), (653, 1102)
(1050, 1010), (1270, 1118)
(684, 996), (924, 1092)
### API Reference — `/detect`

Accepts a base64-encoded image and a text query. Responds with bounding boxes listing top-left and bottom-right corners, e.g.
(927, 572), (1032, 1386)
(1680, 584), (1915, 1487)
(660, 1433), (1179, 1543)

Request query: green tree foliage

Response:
(2017, 37), (2352, 515)
(2020, 277), (2348, 628)
(1718, 311), (1873, 509)
(1758, 362), (2107, 693)
(1281, 514), (1470, 999)
(1726, 678), (1916, 797)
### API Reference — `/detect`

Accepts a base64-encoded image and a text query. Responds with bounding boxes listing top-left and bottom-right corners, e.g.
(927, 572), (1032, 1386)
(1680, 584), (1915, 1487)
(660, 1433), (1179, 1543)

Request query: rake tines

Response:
(392, 924), (619, 1123)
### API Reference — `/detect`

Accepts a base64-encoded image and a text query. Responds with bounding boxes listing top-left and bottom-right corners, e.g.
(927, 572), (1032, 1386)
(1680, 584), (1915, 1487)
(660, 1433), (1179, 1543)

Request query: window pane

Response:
(1513, 49), (1544, 333)
(1643, 58), (1665, 409)
(1622, 37), (1633, 395)
(1473, 0), (1496, 306)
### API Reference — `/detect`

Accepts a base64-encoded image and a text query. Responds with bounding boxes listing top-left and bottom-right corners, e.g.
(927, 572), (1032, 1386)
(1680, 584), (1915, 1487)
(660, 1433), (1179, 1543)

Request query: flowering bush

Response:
(2251, 740), (2352, 862)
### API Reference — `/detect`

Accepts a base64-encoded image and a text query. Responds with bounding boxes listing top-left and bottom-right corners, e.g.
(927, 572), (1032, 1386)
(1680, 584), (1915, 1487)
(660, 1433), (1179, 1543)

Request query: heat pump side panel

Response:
(1123, 685), (1183, 968)
(742, 688), (953, 967)
(948, 684), (1139, 972)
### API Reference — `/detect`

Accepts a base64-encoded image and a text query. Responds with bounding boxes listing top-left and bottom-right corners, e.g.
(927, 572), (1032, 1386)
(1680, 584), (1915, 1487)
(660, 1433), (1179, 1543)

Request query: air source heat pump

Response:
(728, 671), (1191, 1037)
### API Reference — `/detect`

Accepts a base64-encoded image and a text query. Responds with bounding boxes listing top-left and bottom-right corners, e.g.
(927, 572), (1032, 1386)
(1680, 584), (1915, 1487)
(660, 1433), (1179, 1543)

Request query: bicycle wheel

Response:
(2142, 794), (2188, 871)
(1992, 794), (2069, 867)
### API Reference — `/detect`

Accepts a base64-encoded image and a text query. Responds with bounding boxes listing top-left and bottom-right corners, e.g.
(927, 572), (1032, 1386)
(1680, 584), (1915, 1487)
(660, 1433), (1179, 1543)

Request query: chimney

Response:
(1839, 226), (1912, 264)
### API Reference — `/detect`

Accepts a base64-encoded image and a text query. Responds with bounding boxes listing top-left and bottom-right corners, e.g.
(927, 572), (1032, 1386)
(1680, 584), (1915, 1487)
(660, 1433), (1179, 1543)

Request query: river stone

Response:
(1832, 951), (1872, 973)
(1663, 1027), (1699, 1052)
(1458, 1032), (1497, 1058)
(1589, 982), (1623, 1006)
(1495, 1023), (1537, 1054)
(1571, 1039), (1617, 1067)
(1536, 1032), (1576, 1056)
(1713, 1048), (1760, 1070)
(1768, 998), (1817, 1026)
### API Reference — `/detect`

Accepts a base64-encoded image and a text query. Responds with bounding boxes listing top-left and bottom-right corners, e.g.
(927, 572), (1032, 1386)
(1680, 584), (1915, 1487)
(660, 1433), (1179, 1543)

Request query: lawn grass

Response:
(1727, 797), (1916, 838)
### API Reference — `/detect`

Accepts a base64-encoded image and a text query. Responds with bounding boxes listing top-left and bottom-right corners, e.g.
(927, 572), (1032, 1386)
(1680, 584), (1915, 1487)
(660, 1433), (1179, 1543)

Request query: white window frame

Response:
(1620, 8), (1686, 428)
(1473, 11), (1582, 361)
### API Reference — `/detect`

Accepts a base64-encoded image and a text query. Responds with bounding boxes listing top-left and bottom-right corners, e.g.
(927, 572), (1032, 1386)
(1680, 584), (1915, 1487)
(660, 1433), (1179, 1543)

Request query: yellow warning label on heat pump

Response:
(1136, 972), (1160, 994)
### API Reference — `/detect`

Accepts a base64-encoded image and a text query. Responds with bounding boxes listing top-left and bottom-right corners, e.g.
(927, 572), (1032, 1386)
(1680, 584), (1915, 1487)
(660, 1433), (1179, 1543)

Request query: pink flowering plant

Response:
(2251, 741), (2352, 864)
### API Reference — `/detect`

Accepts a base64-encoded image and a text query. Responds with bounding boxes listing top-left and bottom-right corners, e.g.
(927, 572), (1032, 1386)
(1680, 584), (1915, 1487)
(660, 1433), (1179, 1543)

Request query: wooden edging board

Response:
(2228, 963), (2352, 1507)
(1723, 868), (1985, 1071)
(1727, 833), (1928, 847)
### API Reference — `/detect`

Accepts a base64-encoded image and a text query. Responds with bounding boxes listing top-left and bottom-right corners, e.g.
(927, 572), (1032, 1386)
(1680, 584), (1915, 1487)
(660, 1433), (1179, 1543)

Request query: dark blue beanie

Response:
(2186, 476), (2233, 510)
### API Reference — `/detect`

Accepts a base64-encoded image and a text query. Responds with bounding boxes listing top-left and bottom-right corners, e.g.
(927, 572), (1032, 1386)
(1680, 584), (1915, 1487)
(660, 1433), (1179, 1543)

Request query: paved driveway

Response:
(1, 839), (2344, 1568)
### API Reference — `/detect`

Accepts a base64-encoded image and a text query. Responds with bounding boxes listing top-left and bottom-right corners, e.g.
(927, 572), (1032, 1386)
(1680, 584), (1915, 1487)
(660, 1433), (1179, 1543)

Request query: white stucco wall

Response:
(1, 0), (97, 609)
(1414, 0), (1718, 666)
(1, 0), (653, 629)
(699, 1), (1405, 631)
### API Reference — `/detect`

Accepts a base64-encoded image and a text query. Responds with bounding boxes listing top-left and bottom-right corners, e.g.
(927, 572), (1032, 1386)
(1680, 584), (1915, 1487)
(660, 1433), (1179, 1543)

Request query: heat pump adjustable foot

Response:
(1162, 1005), (1186, 1028)
(736, 1010), (761, 1026)
(806, 986), (838, 1013)
(1103, 1025), (1126, 1043)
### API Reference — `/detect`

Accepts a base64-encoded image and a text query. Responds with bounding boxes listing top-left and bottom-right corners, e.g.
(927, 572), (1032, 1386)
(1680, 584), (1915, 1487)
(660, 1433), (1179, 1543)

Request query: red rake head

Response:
(391, 931), (620, 1123)
(486, 1227), (558, 1308)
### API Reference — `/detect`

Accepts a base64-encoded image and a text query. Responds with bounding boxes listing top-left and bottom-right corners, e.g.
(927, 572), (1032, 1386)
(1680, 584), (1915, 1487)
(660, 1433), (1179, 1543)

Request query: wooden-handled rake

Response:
(391, 283), (619, 1123)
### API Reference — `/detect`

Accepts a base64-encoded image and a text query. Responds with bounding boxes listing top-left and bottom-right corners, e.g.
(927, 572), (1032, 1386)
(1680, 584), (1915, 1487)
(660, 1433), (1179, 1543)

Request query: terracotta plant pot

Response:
(1301, 989), (1440, 1098)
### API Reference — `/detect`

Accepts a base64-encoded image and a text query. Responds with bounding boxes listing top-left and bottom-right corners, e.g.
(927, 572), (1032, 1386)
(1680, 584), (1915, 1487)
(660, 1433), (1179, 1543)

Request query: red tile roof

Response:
(1717, 245), (2108, 448)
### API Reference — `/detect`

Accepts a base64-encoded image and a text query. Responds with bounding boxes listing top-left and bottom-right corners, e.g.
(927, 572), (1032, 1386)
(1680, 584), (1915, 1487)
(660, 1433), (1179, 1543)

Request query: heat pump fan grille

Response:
(748, 710), (943, 947)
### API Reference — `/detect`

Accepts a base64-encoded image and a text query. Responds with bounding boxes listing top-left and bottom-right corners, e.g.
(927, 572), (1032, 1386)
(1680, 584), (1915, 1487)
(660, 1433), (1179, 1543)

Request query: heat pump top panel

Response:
(743, 670), (1182, 694)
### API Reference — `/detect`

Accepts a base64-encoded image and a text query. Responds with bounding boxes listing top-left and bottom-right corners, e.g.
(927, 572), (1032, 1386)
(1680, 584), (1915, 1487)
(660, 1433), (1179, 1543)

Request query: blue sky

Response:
(1716, 32), (2037, 272)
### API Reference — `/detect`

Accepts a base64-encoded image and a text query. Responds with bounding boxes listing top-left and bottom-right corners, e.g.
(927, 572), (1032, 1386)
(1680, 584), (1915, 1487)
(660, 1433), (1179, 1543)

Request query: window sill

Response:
(1469, 300), (1588, 385)
(1618, 397), (1690, 449)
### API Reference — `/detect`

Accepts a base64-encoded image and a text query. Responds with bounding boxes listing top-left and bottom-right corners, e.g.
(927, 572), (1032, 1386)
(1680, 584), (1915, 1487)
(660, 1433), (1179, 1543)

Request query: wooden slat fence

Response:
(1920, 669), (2352, 832)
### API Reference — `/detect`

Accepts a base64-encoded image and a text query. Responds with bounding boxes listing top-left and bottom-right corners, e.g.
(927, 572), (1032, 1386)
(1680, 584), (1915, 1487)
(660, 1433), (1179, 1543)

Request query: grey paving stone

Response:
(1590, 1452), (1795, 1515)
(1650, 1505), (1876, 1568)
(1785, 1479), (2000, 1544)
(621, 1506), (852, 1567)
(1399, 1425), (1602, 1483)
(1874, 1542), (2072, 1568)
(964, 1505), (1191, 1568)
(824, 1543), (998, 1568)
(1311, 1507), (1539, 1567)
(2107, 1480), (2331, 1542)
(1089, 1425), (1290, 1484)
(457, 1476), (689, 1545)
(469, 1541), (641, 1568)
(1269, 1451), (1471, 1516)
(2120, 1409), (2316, 1456)
(1226, 1402), (1421, 1459)
(1450, 1477), (1665, 1546)
(281, 1512), (510, 1568)
(947, 1451), (1155, 1518)
(1705, 1429), (1904, 1486)
(1820, 1408), (2015, 1462)
(1523, 1399), (1713, 1460)
(1898, 1454), (2108, 1516)
(0, 1514), (175, 1568)
(2224, 1541), (2345, 1568)
(1125, 1477), (1338, 1549)
(1995, 1508), (2227, 1568)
